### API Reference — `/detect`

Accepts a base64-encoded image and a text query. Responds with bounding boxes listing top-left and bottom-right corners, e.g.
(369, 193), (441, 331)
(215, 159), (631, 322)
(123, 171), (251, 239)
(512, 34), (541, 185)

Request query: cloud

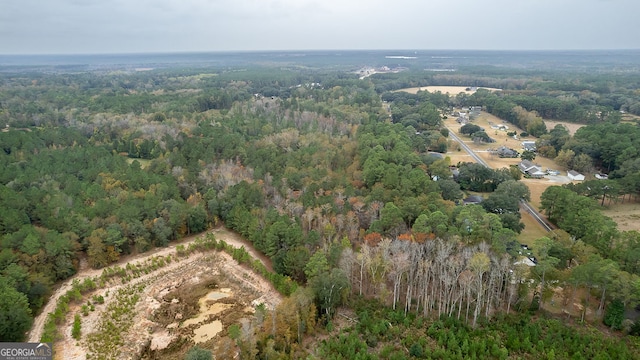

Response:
(0, 0), (638, 53)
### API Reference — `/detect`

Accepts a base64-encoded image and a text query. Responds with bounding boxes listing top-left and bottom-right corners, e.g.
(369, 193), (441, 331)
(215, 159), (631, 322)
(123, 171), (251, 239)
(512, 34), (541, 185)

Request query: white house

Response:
(567, 170), (585, 181)
(518, 160), (546, 178)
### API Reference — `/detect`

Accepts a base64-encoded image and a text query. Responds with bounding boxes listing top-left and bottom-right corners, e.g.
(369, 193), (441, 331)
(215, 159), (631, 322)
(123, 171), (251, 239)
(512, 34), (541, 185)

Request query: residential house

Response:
(567, 170), (585, 181)
(518, 160), (546, 178)
(521, 141), (537, 152)
(495, 146), (519, 158)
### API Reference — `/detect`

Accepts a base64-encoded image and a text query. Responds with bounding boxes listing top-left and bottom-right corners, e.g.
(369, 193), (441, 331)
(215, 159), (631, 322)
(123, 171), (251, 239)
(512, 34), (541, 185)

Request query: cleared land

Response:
(602, 202), (640, 232)
(28, 228), (281, 360)
(397, 86), (502, 95)
(543, 120), (585, 136)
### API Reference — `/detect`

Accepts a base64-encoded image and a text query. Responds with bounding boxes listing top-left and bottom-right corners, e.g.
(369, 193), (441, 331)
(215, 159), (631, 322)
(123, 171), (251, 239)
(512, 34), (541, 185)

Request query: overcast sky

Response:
(1, 0), (638, 54)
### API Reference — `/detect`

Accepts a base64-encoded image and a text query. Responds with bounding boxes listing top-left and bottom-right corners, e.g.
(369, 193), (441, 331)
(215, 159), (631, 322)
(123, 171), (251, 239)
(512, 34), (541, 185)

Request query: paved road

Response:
(448, 128), (554, 232)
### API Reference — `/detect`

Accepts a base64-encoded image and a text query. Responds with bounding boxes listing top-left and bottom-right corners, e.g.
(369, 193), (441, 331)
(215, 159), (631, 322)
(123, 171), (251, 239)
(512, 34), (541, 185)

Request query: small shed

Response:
(568, 170), (585, 181)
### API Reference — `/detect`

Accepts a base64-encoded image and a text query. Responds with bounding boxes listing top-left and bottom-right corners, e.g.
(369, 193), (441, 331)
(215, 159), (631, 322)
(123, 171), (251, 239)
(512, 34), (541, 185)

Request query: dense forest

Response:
(1, 53), (640, 358)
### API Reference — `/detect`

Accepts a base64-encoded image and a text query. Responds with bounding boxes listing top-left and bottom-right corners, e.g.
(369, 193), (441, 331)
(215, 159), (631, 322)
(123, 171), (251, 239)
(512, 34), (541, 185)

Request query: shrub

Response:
(72, 314), (81, 340)
(185, 346), (212, 360)
(603, 299), (624, 330)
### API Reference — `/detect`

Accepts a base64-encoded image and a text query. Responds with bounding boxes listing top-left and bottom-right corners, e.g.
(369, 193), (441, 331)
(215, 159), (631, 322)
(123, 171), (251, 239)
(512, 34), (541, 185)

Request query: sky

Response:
(1, 0), (639, 54)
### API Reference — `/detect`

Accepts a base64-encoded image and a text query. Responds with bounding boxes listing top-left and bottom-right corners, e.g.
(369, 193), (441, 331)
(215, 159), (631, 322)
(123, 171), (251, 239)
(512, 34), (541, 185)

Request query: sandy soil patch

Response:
(397, 86), (502, 95)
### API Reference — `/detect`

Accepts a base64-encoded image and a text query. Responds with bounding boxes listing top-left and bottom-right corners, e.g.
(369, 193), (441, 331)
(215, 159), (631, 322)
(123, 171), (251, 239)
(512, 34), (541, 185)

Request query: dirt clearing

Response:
(28, 228), (281, 360)
(397, 86), (502, 95)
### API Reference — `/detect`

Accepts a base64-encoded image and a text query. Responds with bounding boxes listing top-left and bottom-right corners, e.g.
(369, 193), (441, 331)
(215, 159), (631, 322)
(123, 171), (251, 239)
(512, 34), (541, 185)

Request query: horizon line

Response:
(2, 48), (640, 57)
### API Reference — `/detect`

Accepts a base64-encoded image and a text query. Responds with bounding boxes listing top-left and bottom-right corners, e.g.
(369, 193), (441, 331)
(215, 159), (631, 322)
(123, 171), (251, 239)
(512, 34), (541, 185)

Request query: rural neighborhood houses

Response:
(518, 160), (546, 178)
(568, 170), (585, 181)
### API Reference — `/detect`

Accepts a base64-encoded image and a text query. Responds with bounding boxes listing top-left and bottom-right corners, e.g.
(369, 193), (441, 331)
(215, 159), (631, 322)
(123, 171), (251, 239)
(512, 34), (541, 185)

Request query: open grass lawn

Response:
(396, 85), (502, 95)
(601, 200), (640, 232)
(125, 157), (151, 169)
(543, 120), (586, 136)
(517, 210), (551, 246)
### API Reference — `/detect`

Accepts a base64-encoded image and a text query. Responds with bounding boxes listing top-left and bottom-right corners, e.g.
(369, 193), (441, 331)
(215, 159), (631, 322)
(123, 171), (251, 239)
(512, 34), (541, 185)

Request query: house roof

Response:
(496, 146), (517, 155)
(514, 257), (537, 267)
(462, 195), (484, 205)
(518, 160), (537, 170)
(518, 160), (545, 176)
(568, 170), (583, 177)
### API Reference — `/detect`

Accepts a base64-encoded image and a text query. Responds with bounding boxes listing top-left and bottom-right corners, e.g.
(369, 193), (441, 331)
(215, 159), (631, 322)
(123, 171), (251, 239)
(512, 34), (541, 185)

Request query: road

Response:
(447, 129), (554, 232)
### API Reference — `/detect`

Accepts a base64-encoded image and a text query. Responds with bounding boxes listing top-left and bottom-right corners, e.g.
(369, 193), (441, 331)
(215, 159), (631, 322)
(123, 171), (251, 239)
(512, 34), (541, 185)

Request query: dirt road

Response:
(27, 227), (274, 343)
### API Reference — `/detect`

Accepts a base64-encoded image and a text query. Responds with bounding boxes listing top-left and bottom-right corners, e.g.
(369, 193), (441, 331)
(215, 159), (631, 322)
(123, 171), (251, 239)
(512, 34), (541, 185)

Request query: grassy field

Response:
(543, 120), (586, 136)
(601, 201), (640, 232)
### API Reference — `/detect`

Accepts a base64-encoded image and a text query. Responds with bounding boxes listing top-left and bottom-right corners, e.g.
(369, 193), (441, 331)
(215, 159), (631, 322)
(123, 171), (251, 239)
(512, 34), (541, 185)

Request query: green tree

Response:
(603, 299), (625, 330)
(495, 179), (531, 201)
(0, 277), (33, 341)
(310, 268), (350, 318)
(572, 153), (594, 174)
(521, 150), (536, 161)
(555, 149), (575, 169)
(305, 251), (330, 281)
(438, 179), (463, 202)
(533, 237), (560, 309)
(184, 346), (212, 360)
